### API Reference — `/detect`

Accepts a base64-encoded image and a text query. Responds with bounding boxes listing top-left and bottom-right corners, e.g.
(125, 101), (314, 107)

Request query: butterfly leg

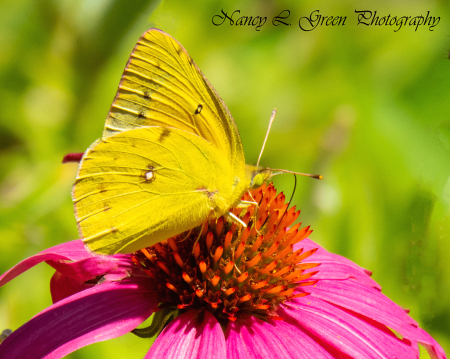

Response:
(232, 195), (262, 235)
(178, 228), (194, 242)
(191, 222), (207, 254)
(235, 200), (257, 208)
(231, 250), (242, 275)
(245, 190), (262, 236)
(226, 212), (247, 228)
(234, 200), (259, 229)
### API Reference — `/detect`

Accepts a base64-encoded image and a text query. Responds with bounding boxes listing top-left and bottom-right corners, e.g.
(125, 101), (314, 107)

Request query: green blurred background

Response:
(0, 0), (449, 357)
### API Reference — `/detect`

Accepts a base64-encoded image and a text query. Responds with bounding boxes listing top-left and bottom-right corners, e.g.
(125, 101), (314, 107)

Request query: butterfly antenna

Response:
(270, 168), (323, 180)
(256, 109), (277, 168)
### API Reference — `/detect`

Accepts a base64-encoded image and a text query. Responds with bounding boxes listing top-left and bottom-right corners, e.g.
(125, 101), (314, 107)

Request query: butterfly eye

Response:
(251, 173), (265, 189)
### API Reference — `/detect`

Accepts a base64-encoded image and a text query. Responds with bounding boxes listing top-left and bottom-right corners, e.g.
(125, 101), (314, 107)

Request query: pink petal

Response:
(417, 335), (447, 359)
(295, 242), (446, 359)
(306, 279), (418, 328)
(283, 296), (420, 359)
(145, 310), (226, 359)
(305, 280), (446, 358)
(50, 271), (93, 303)
(0, 277), (158, 359)
(0, 240), (92, 287)
(46, 250), (136, 303)
(297, 239), (380, 289)
(226, 316), (337, 358)
(47, 256), (125, 282)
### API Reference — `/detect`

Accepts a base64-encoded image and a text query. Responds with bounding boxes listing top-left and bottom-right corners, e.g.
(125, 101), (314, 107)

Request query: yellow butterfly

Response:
(73, 29), (318, 254)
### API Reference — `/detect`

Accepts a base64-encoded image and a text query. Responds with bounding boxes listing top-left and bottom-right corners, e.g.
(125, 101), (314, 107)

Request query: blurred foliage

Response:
(0, 0), (449, 357)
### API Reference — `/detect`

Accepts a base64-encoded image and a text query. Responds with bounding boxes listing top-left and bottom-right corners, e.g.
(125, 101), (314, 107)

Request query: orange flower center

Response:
(132, 183), (319, 323)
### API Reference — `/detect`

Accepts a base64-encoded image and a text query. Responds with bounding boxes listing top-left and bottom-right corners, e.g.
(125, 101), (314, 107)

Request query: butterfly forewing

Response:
(104, 29), (244, 171)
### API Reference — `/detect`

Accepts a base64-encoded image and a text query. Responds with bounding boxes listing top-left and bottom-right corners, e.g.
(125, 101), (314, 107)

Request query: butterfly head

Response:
(250, 168), (273, 189)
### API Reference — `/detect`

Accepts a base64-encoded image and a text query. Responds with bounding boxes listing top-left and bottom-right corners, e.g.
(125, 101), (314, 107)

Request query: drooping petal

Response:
(0, 240), (92, 287)
(308, 279), (417, 327)
(282, 296), (423, 359)
(300, 279), (446, 359)
(0, 277), (158, 359)
(144, 310), (226, 359)
(293, 240), (446, 359)
(46, 255), (127, 282)
(297, 239), (380, 289)
(417, 334), (447, 359)
(226, 316), (337, 359)
(47, 253), (137, 303)
(50, 271), (93, 303)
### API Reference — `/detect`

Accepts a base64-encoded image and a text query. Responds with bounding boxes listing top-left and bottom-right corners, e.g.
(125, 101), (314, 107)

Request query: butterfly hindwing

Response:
(73, 126), (238, 254)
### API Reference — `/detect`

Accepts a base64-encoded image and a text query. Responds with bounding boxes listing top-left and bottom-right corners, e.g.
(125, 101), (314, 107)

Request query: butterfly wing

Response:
(104, 29), (245, 175)
(73, 127), (239, 254)
(74, 29), (254, 254)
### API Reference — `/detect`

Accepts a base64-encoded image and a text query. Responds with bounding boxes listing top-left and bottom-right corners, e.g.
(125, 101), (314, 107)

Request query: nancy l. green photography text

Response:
(212, 9), (441, 32)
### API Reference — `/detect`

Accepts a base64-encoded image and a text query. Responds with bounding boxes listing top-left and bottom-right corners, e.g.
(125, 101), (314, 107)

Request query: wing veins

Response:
(80, 189), (206, 228)
(129, 51), (223, 126)
(127, 53), (223, 138)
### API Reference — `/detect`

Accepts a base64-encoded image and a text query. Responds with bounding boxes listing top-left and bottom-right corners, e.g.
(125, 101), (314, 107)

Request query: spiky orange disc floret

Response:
(131, 183), (319, 323)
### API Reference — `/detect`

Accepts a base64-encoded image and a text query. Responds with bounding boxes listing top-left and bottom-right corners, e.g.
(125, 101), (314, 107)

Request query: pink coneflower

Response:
(0, 184), (446, 358)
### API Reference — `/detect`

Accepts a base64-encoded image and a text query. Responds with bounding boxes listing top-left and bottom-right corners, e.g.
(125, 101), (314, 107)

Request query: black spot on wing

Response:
(195, 104), (203, 115)
(98, 183), (106, 191)
(158, 128), (171, 142)
(138, 110), (146, 119)
(143, 91), (151, 100)
(144, 165), (156, 183)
